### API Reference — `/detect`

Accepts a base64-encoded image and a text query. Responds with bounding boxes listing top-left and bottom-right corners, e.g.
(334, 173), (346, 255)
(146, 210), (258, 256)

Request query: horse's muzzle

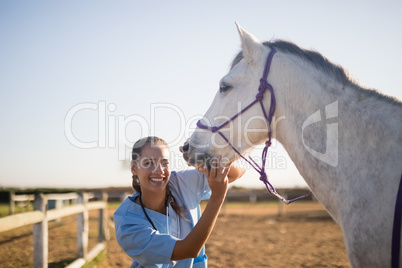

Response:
(182, 142), (214, 170)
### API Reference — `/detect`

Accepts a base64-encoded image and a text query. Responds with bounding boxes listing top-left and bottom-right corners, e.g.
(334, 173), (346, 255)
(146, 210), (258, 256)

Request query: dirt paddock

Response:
(0, 201), (351, 267)
(104, 201), (351, 268)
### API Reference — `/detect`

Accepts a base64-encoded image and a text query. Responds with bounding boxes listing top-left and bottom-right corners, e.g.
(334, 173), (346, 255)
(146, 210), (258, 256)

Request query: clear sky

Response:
(0, 1), (401, 189)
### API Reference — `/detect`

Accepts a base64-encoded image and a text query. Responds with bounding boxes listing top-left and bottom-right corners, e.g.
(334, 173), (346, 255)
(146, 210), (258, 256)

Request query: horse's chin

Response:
(183, 151), (214, 170)
(183, 147), (236, 170)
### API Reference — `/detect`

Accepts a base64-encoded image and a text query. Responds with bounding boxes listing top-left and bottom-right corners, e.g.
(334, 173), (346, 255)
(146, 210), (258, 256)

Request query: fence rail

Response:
(0, 191), (109, 268)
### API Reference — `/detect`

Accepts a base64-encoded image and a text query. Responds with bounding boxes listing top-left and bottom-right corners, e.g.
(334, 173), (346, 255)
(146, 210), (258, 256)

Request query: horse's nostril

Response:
(182, 143), (189, 152)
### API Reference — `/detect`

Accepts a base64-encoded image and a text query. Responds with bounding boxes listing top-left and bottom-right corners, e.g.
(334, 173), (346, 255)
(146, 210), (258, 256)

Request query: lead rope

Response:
(197, 48), (311, 204)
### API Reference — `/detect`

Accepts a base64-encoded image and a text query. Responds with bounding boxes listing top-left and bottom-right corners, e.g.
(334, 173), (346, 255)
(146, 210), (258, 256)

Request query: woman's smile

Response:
(149, 176), (166, 184)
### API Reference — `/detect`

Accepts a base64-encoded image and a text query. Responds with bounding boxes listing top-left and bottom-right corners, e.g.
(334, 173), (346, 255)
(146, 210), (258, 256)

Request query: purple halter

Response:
(197, 48), (311, 204)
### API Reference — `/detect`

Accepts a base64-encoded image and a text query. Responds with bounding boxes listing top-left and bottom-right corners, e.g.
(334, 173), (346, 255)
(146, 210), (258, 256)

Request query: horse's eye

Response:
(219, 84), (232, 93)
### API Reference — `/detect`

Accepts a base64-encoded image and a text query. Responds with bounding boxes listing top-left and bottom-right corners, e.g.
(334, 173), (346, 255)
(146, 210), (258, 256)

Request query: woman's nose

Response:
(154, 163), (164, 173)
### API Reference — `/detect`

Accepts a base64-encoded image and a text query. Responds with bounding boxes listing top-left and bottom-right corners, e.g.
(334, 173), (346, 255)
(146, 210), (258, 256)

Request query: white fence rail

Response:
(0, 192), (109, 268)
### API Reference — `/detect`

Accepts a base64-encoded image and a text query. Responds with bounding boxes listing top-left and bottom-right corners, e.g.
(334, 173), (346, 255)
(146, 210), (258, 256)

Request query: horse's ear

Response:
(235, 22), (265, 63)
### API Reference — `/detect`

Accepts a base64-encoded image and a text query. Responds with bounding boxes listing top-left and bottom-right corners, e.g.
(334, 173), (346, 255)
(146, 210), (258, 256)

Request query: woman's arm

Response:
(171, 157), (229, 260)
(227, 163), (246, 183)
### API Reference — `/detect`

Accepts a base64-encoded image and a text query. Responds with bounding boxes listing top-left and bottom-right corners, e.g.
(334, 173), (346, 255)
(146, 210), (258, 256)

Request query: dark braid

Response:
(131, 136), (188, 220)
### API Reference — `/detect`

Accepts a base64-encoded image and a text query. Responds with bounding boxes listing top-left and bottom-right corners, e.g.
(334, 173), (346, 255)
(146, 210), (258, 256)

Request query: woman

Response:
(114, 136), (245, 267)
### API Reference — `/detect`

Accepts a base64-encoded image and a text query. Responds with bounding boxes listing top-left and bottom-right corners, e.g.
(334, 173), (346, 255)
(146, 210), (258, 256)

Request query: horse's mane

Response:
(269, 41), (353, 85)
(231, 40), (401, 105)
(231, 40), (353, 86)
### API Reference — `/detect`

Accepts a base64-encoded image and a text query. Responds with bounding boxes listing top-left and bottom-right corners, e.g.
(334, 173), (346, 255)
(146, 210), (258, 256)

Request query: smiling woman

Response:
(131, 137), (184, 217)
(113, 136), (245, 268)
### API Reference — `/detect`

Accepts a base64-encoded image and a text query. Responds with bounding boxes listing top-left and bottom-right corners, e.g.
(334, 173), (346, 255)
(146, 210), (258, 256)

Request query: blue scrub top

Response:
(114, 169), (211, 268)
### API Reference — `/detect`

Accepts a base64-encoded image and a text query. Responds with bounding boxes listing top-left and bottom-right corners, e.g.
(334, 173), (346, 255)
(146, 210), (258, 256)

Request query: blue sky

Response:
(0, 1), (401, 189)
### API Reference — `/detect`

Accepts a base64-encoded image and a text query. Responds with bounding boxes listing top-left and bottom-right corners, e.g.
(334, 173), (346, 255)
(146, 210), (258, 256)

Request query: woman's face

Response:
(132, 142), (170, 194)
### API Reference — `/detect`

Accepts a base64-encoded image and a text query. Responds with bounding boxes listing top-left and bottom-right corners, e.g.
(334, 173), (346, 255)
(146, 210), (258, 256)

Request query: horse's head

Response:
(183, 23), (276, 168)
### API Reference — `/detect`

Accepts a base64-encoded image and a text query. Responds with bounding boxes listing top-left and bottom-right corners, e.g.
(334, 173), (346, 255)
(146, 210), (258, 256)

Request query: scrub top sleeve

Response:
(174, 170), (211, 201)
(115, 218), (178, 266)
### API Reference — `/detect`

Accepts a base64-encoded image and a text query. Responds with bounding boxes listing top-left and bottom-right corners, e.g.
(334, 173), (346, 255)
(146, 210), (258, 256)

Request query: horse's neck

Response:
(274, 78), (341, 220)
(270, 56), (402, 222)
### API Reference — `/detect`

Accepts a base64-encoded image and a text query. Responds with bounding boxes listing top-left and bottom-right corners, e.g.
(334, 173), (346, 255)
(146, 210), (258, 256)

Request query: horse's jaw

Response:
(183, 134), (239, 169)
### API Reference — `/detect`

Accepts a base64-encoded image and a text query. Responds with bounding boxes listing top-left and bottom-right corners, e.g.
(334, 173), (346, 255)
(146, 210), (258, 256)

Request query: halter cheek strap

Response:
(197, 48), (311, 204)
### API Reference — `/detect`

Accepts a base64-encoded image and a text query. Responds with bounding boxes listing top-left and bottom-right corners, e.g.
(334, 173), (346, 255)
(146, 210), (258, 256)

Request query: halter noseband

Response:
(197, 48), (311, 204)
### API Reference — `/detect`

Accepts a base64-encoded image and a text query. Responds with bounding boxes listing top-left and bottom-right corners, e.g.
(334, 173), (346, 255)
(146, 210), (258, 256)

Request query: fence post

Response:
(277, 192), (287, 216)
(77, 192), (89, 259)
(249, 193), (257, 203)
(98, 192), (110, 242)
(9, 191), (15, 215)
(33, 193), (48, 268)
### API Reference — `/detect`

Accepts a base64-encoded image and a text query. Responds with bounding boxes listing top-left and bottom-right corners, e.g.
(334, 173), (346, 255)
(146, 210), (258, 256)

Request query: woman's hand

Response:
(179, 139), (245, 181)
(203, 156), (231, 201)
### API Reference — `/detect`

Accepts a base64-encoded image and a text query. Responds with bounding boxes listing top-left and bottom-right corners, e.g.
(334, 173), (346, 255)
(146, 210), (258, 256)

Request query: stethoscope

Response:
(139, 192), (179, 236)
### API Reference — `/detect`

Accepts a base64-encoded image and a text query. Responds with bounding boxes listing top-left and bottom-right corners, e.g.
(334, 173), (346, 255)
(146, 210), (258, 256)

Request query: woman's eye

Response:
(162, 161), (169, 167)
(142, 161), (152, 168)
(219, 84), (232, 93)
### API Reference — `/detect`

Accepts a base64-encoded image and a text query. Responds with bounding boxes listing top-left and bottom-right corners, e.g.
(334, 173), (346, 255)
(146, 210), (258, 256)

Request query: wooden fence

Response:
(0, 192), (109, 268)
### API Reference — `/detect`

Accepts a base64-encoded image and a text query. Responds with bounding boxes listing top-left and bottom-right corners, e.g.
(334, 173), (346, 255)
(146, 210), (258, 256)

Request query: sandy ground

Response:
(101, 201), (350, 268)
(0, 201), (350, 267)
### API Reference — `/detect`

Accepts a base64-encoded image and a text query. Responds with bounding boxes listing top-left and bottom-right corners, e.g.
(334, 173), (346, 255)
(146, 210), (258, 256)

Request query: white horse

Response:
(182, 23), (402, 267)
